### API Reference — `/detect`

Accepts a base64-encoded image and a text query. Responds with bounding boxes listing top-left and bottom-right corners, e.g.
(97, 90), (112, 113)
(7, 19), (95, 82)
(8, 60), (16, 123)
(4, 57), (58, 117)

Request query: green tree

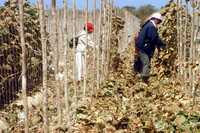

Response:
(123, 6), (136, 14)
(123, 4), (158, 24)
(135, 4), (158, 24)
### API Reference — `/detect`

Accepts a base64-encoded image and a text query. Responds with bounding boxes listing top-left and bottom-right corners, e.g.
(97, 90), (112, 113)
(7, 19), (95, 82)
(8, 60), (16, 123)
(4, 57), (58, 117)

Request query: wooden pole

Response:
(73, 0), (78, 107)
(107, 0), (114, 73)
(179, 0), (183, 78)
(83, 0), (89, 97)
(101, 0), (106, 82)
(105, 0), (110, 77)
(97, 0), (102, 92)
(51, 0), (59, 79)
(92, 0), (97, 97)
(191, 3), (195, 97)
(191, 3), (196, 103)
(184, 0), (188, 90)
(176, 0), (180, 79)
(109, 0), (113, 73)
(63, 0), (70, 126)
(38, 0), (49, 132)
(56, 10), (62, 125)
(18, 0), (29, 132)
(107, 0), (112, 76)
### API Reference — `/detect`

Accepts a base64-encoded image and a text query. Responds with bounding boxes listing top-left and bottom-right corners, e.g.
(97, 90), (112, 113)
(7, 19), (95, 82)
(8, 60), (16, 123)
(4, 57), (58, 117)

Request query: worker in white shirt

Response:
(75, 22), (96, 82)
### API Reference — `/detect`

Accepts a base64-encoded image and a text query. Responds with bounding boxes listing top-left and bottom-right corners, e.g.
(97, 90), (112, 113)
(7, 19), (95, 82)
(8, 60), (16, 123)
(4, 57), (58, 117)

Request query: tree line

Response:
(123, 4), (158, 24)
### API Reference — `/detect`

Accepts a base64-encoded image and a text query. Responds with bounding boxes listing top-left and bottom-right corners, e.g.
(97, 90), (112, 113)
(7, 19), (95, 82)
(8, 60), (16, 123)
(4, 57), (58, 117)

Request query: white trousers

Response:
(75, 52), (85, 81)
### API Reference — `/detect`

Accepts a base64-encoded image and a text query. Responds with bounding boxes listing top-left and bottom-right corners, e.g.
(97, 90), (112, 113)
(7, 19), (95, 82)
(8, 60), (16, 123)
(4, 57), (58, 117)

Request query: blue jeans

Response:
(139, 51), (150, 78)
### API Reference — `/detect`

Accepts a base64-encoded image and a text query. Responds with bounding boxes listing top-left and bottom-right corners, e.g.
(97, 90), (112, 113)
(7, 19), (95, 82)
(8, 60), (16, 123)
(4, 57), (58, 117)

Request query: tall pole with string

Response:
(107, 0), (111, 77)
(191, 1), (197, 104)
(83, 0), (89, 97)
(101, 0), (106, 81)
(92, 0), (97, 97)
(63, 0), (70, 126)
(72, 0), (78, 107)
(191, 1), (195, 97)
(97, 0), (103, 93)
(19, 0), (29, 132)
(184, 0), (188, 90)
(51, 0), (59, 80)
(38, 0), (49, 132)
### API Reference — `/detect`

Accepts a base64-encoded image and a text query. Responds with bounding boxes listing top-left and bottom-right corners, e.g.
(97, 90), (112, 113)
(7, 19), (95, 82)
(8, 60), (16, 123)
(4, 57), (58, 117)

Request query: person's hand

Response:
(161, 43), (166, 49)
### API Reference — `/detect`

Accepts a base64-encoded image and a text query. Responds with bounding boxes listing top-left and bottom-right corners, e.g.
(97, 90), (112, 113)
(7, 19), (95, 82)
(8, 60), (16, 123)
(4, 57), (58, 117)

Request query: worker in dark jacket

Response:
(135, 12), (166, 83)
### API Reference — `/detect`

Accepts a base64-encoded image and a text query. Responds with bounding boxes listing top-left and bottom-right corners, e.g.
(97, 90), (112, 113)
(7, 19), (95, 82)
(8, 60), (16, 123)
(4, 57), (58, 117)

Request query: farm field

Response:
(0, 0), (200, 132)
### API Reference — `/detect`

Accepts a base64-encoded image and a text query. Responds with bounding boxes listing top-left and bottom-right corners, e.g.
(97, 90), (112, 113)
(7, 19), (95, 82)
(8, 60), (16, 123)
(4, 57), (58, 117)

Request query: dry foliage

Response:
(0, 0), (43, 106)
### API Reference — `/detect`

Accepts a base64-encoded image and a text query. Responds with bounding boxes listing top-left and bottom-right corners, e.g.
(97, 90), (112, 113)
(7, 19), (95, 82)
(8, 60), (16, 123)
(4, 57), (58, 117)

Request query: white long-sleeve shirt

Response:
(76, 30), (95, 52)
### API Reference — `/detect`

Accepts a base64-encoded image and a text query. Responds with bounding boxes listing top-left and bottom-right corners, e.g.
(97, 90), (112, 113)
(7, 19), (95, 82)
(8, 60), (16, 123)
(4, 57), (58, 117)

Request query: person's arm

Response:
(87, 35), (95, 47)
(147, 26), (166, 49)
(80, 34), (96, 48)
(155, 31), (166, 49)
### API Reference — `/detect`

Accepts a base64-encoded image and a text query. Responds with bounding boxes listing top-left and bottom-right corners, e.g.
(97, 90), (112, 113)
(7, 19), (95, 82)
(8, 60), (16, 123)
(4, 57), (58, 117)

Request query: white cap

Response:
(150, 12), (163, 21)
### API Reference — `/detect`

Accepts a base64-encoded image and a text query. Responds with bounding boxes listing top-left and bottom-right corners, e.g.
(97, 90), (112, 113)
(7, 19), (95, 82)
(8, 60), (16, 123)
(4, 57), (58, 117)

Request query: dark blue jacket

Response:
(136, 21), (165, 58)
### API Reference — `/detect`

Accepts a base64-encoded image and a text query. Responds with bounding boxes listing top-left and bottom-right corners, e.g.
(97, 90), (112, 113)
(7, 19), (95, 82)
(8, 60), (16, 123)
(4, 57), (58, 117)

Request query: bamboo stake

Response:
(193, 11), (198, 105)
(97, 0), (102, 92)
(18, 0), (29, 132)
(73, 0), (78, 107)
(38, 0), (49, 132)
(100, 0), (105, 81)
(107, 0), (114, 73)
(105, 0), (108, 77)
(184, 1), (188, 90)
(103, 0), (107, 78)
(126, 12), (128, 48)
(107, 0), (112, 76)
(176, 0), (180, 79)
(191, 5), (196, 104)
(106, 0), (110, 76)
(191, 4), (195, 98)
(101, 0), (106, 81)
(102, 0), (107, 78)
(83, 0), (89, 97)
(196, 3), (200, 77)
(188, 2), (193, 92)
(179, 0), (183, 78)
(105, 0), (110, 77)
(51, 0), (59, 79)
(56, 10), (62, 126)
(78, 5), (84, 96)
(63, 0), (70, 126)
(92, 0), (97, 97)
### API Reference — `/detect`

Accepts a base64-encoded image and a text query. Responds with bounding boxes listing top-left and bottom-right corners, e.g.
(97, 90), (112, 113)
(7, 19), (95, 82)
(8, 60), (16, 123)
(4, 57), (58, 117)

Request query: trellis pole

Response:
(191, 1), (197, 104)
(108, 0), (112, 75)
(176, 0), (181, 79)
(92, 0), (97, 97)
(191, 1), (195, 99)
(18, 0), (29, 132)
(56, 10), (62, 126)
(103, 0), (106, 78)
(107, 0), (114, 73)
(83, 0), (89, 97)
(101, 0), (106, 81)
(196, 1), (200, 78)
(63, 0), (70, 127)
(179, 0), (183, 78)
(105, 0), (110, 77)
(51, 0), (59, 79)
(188, 1), (193, 93)
(72, 0), (78, 107)
(38, 0), (49, 132)
(97, 0), (103, 92)
(184, 0), (189, 90)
